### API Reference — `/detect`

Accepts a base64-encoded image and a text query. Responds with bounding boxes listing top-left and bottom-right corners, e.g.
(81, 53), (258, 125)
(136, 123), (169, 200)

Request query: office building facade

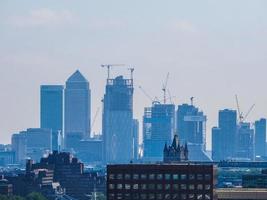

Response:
(103, 76), (134, 163)
(65, 70), (91, 149)
(40, 85), (64, 151)
(107, 164), (215, 200)
(143, 103), (175, 161)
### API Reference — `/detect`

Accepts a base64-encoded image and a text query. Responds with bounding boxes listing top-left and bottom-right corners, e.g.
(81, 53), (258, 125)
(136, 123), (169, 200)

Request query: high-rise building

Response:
(102, 75), (134, 163)
(133, 119), (139, 161)
(40, 85), (63, 151)
(11, 133), (26, 164)
(65, 70), (91, 149)
(212, 127), (223, 161)
(176, 104), (210, 161)
(255, 118), (266, 157)
(217, 109), (237, 160)
(236, 122), (254, 160)
(143, 103), (175, 161)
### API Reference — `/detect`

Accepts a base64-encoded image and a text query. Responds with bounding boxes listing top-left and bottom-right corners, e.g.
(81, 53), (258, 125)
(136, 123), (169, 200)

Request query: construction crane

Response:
(235, 94), (255, 123)
(101, 64), (125, 79)
(139, 86), (153, 102)
(162, 72), (170, 104)
(91, 107), (100, 131)
(128, 67), (134, 80)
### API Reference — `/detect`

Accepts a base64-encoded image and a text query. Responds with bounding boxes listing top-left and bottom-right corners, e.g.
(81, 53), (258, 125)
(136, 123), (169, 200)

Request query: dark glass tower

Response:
(102, 76), (134, 163)
(40, 85), (63, 151)
(255, 118), (266, 157)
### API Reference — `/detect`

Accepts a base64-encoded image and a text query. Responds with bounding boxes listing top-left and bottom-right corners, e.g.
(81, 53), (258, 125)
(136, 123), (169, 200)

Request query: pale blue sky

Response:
(1, 1), (267, 149)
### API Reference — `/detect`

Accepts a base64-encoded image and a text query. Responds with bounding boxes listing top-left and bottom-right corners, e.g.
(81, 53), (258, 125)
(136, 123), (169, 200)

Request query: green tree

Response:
(25, 193), (47, 200)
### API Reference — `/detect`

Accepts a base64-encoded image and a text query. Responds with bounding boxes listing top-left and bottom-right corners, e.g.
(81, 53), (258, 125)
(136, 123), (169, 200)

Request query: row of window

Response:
(108, 193), (212, 200)
(109, 173), (211, 181)
(109, 183), (211, 190)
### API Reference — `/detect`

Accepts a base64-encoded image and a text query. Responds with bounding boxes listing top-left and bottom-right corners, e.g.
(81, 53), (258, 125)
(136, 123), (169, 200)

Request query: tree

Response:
(25, 193), (47, 200)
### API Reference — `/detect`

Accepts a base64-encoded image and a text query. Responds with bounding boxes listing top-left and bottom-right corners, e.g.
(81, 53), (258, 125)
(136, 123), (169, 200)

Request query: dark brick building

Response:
(107, 164), (215, 200)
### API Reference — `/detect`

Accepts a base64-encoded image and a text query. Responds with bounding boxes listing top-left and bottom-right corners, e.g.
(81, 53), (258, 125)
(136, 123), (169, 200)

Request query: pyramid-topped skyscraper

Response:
(65, 70), (91, 150)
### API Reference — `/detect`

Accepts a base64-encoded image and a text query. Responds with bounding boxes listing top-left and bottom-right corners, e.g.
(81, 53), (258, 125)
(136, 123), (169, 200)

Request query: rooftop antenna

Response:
(190, 97), (194, 106)
(128, 67), (134, 80)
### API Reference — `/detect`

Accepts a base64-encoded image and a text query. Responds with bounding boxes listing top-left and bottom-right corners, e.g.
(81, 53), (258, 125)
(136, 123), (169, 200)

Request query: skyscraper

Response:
(132, 119), (139, 160)
(176, 103), (210, 161)
(40, 85), (63, 151)
(143, 103), (175, 161)
(255, 118), (266, 157)
(64, 70), (91, 149)
(102, 75), (134, 163)
(212, 109), (237, 161)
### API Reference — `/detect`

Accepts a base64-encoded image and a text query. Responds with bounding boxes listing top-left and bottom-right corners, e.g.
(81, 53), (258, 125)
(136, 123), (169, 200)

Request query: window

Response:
(149, 194), (155, 199)
(125, 174), (131, 180)
(173, 174), (179, 180)
(181, 174), (187, 180)
(165, 184), (171, 190)
(205, 184), (211, 190)
(157, 184), (163, 190)
(197, 184), (203, 190)
(197, 174), (203, 180)
(133, 174), (139, 180)
(141, 184), (147, 190)
(117, 193), (122, 200)
(141, 174), (147, 180)
(133, 184), (139, 190)
(189, 184), (195, 190)
(149, 174), (155, 180)
(173, 184), (179, 190)
(141, 194), (147, 199)
(109, 184), (115, 189)
(189, 194), (194, 199)
(172, 194), (179, 199)
(205, 174), (211, 181)
(156, 194), (163, 199)
(164, 194), (171, 199)
(109, 193), (115, 200)
(117, 174), (123, 180)
(125, 193), (131, 200)
(205, 194), (211, 199)
(165, 174), (171, 180)
(157, 174), (163, 180)
(109, 174), (115, 180)
(148, 184), (155, 190)
(189, 174), (195, 180)
(133, 193), (139, 199)
(197, 194), (203, 199)
(125, 184), (131, 190)
(181, 194), (186, 200)
(117, 184), (123, 189)
(181, 184), (186, 190)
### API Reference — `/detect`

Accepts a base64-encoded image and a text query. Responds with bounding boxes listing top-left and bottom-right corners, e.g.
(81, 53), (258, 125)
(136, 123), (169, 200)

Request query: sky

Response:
(1, 0), (267, 149)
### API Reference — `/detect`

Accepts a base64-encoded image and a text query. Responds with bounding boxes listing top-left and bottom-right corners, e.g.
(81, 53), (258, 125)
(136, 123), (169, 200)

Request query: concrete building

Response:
(255, 118), (266, 157)
(176, 103), (210, 161)
(102, 75), (134, 163)
(40, 85), (64, 151)
(107, 164), (215, 200)
(143, 103), (175, 161)
(65, 70), (91, 149)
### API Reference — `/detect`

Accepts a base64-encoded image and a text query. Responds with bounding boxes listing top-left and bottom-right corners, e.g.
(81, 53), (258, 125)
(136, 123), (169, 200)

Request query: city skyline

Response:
(1, 1), (267, 150)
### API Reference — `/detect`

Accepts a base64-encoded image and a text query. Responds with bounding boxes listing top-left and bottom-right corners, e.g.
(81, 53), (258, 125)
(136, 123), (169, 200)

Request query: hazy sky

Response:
(1, 1), (267, 149)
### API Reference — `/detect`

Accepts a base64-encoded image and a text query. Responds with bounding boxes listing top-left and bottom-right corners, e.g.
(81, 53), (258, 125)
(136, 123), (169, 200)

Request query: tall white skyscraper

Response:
(64, 70), (91, 149)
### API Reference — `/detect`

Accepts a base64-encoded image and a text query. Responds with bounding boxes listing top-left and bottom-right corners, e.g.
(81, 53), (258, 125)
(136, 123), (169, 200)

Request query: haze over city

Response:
(1, 0), (267, 150)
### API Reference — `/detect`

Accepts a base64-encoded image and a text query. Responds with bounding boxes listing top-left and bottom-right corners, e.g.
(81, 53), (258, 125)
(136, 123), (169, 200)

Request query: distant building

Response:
(176, 103), (210, 161)
(133, 119), (139, 160)
(107, 164), (215, 200)
(11, 133), (27, 164)
(242, 169), (267, 188)
(0, 151), (15, 166)
(255, 118), (266, 157)
(65, 70), (91, 149)
(25, 128), (52, 162)
(163, 135), (188, 163)
(40, 85), (64, 151)
(212, 109), (237, 161)
(102, 76), (134, 163)
(236, 122), (254, 161)
(143, 103), (175, 161)
(0, 176), (13, 196)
